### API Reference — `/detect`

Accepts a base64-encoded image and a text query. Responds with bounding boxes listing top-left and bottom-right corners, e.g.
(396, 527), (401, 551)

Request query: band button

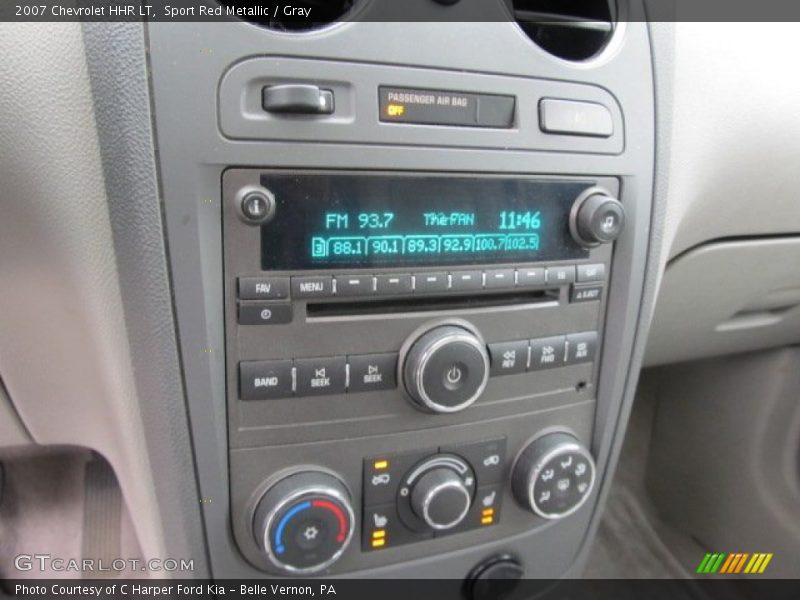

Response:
(239, 360), (294, 400)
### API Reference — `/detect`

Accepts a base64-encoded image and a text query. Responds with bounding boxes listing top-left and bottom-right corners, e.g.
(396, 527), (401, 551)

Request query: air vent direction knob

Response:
(569, 187), (626, 247)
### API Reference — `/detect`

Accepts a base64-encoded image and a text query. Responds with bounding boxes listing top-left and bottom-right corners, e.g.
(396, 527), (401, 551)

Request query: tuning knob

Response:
(569, 187), (625, 247)
(253, 471), (354, 574)
(512, 432), (596, 519)
(402, 324), (490, 413)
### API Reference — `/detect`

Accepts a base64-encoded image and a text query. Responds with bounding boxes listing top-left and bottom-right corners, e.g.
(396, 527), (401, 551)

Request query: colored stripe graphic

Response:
(699, 552), (774, 575)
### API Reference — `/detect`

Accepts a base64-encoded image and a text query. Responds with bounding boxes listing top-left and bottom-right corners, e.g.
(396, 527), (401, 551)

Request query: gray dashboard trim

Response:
(82, 22), (209, 576)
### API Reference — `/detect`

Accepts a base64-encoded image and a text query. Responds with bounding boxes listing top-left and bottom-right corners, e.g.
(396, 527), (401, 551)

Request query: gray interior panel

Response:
(646, 238), (800, 366)
(0, 381), (30, 448)
(149, 6), (656, 578)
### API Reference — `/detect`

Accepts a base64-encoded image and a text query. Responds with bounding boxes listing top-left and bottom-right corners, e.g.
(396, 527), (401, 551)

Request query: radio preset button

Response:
(335, 275), (374, 296)
(348, 353), (398, 393)
(529, 336), (567, 370)
(546, 265), (576, 286)
(516, 267), (546, 287)
(576, 263), (606, 283)
(450, 271), (483, 292)
(238, 276), (290, 300)
(238, 303), (293, 325)
(292, 276), (333, 298)
(414, 272), (449, 293)
(565, 332), (598, 364)
(295, 356), (347, 396)
(484, 269), (515, 290)
(488, 340), (528, 376)
(571, 284), (603, 303)
(375, 274), (413, 295)
(240, 360), (294, 400)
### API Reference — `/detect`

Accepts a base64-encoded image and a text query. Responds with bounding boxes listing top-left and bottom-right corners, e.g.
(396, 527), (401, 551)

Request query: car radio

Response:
(223, 170), (623, 574)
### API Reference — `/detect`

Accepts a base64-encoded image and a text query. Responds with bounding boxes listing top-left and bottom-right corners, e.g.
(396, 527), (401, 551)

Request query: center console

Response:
(148, 5), (656, 582)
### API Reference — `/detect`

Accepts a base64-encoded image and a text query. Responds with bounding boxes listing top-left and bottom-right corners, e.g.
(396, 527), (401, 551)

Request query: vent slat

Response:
(514, 11), (612, 33)
(512, 0), (615, 61)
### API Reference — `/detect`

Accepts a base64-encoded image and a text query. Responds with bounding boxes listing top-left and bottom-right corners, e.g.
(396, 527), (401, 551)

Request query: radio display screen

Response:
(260, 174), (592, 270)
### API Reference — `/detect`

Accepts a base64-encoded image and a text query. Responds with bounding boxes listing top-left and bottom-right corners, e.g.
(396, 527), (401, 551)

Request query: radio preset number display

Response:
(259, 175), (592, 270)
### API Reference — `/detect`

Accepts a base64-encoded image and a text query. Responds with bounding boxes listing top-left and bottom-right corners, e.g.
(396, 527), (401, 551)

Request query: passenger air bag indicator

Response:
(379, 87), (515, 128)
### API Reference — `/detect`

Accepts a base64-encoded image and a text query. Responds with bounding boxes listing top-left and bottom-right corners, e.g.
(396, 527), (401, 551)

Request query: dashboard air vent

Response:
(510, 0), (615, 61)
(218, 0), (356, 32)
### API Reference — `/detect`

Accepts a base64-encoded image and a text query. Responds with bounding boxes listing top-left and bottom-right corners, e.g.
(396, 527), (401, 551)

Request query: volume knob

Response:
(402, 324), (490, 413)
(569, 187), (626, 247)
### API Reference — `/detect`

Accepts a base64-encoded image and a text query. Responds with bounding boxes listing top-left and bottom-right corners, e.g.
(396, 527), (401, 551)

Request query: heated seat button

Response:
(362, 503), (432, 551)
(238, 303), (293, 325)
(348, 353), (398, 393)
(240, 360), (294, 400)
(488, 340), (528, 376)
(295, 356), (347, 396)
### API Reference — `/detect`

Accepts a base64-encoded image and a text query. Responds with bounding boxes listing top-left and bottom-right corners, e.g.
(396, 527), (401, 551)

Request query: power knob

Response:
(253, 471), (354, 574)
(512, 432), (596, 519)
(569, 187), (626, 247)
(402, 324), (490, 413)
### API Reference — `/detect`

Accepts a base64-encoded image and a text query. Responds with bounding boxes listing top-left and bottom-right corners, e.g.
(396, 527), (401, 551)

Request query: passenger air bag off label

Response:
(379, 87), (515, 128)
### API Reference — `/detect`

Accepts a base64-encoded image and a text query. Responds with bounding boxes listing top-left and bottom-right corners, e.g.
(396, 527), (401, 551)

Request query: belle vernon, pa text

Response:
(15, 584), (337, 597)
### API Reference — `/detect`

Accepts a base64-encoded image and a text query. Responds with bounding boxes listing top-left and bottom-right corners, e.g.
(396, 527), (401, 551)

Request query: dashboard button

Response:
(571, 284), (603, 303)
(516, 267), (546, 287)
(546, 265), (576, 285)
(414, 272), (449, 293)
(447, 483), (504, 535)
(443, 438), (507, 486)
(240, 360), (294, 400)
(335, 274), (374, 296)
(295, 356), (347, 396)
(292, 276), (333, 298)
(375, 274), (412, 295)
(450, 271), (483, 291)
(488, 341), (528, 376)
(566, 332), (598, 364)
(529, 335), (567, 370)
(363, 450), (432, 506)
(362, 503), (431, 551)
(484, 269), (515, 289)
(576, 263), (606, 283)
(238, 303), (292, 325)
(238, 276), (290, 300)
(348, 353), (398, 393)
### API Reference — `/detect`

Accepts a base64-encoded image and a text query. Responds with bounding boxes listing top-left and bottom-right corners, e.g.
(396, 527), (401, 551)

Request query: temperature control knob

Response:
(512, 432), (596, 519)
(569, 187), (626, 247)
(411, 467), (472, 530)
(402, 324), (490, 413)
(253, 471), (354, 574)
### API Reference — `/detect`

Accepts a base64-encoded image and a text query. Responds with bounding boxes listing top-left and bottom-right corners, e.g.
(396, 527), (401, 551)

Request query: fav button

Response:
(295, 356), (347, 396)
(348, 353), (398, 393)
(238, 276), (290, 300)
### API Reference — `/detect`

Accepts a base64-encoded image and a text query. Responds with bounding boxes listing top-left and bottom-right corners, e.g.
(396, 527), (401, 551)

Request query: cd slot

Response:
(306, 289), (559, 318)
